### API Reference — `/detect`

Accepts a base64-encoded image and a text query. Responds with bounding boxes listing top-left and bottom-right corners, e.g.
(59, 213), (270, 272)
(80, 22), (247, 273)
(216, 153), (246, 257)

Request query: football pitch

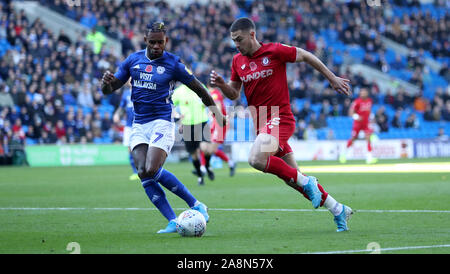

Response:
(0, 158), (449, 254)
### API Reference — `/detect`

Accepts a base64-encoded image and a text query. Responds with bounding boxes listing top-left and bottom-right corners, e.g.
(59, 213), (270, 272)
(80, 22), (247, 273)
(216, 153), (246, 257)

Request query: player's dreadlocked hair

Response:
(230, 17), (255, 33)
(147, 21), (167, 34)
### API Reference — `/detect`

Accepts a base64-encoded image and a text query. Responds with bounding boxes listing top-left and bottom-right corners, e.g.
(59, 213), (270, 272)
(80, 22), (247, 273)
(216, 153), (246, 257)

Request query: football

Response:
(176, 209), (207, 237)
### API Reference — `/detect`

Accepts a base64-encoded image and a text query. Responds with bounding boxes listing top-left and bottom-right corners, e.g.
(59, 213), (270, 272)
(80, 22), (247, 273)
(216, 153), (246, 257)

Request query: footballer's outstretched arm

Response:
(101, 71), (126, 95)
(295, 47), (351, 96)
(210, 70), (242, 100)
(186, 77), (226, 127)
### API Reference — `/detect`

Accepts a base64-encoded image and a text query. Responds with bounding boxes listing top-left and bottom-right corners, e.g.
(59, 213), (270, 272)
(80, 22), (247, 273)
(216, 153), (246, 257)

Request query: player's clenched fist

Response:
(102, 70), (116, 86)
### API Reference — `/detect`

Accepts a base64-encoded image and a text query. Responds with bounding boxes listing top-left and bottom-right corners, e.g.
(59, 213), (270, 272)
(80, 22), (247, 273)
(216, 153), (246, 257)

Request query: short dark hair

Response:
(147, 21), (167, 34)
(230, 17), (255, 33)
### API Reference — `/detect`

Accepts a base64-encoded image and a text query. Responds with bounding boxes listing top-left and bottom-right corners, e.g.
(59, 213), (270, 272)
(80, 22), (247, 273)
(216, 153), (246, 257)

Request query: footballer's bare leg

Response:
(132, 144), (167, 179)
(248, 133), (278, 171)
(132, 143), (149, 180)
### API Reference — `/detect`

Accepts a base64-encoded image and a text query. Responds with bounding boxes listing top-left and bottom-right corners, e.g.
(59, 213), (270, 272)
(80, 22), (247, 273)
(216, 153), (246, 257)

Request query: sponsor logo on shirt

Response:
(239, 69), (273, 83)
(134, 72), (156, 90)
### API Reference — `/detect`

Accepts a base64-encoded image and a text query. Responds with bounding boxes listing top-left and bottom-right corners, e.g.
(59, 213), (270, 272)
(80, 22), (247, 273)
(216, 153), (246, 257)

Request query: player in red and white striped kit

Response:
(210, 17), (354, 232)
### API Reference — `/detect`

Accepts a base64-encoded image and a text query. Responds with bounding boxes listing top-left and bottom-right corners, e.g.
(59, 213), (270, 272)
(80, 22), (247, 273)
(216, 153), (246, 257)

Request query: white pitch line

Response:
(304, 244), (450, 254)
(0, 207), (449, 213)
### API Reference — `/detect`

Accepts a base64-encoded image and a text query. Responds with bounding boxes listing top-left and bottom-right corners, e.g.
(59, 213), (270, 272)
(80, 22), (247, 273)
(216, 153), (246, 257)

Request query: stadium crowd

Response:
(0, 0), (449, 164)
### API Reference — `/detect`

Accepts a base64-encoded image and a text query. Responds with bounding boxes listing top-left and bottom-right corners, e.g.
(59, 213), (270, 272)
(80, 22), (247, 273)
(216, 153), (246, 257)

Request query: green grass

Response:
(0, 159), (449, 254)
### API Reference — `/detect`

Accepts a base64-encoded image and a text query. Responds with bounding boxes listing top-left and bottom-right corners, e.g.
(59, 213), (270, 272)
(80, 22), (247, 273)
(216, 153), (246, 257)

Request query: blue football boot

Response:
(303, 176), (322, 209)
(333, 205), (354, 232)
(157, 220), (177, 234)
(191, 202), (209, 223)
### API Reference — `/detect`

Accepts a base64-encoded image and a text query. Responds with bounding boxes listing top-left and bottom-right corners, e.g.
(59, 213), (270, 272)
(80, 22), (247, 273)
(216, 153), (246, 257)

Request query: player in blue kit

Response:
(113, 80), (139, 181)
(101, 21), (225, 233)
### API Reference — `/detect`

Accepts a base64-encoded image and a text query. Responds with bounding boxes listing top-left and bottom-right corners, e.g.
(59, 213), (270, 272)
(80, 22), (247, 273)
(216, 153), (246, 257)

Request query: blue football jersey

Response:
(119, 87), (134, 127)
(114, 50), (195, 124)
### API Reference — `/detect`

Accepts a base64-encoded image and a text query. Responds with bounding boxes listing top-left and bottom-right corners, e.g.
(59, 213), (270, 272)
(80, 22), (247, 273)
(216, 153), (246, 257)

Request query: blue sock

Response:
(141, 177), (176, 222)
(154, 167), (197, 208)
(129, 153), (137, 174)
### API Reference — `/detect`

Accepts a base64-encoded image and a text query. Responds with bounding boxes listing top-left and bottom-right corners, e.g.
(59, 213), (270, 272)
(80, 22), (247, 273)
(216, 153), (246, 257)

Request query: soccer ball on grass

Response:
(176, 209), (206, 237)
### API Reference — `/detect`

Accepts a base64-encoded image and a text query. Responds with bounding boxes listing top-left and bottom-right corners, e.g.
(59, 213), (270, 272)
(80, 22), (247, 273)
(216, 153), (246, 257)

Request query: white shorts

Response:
(123, 126), (132, 147)
(129, 119), (175, 154)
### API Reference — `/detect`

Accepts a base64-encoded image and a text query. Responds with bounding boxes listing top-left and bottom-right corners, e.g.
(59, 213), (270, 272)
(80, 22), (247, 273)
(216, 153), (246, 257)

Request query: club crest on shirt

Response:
(157, 66), (165, 74)
(262, 57), (270, 66)
(249, 62), (257, 71)
(145, 65), (153, 72)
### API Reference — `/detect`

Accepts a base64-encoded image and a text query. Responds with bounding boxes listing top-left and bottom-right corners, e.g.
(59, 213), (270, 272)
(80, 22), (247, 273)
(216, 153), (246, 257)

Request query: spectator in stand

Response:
(66, 126), (77, 144)
(101, 111), (113, 136)
(291, 102), (301, 122)
(384, 89), (395, 105)
(393, 91), (407, 110)
(77, 86), (95, 109)
(439, 62), (450, 82)
(404, 113), (419, 129)
(298, 101), (312, 120)
(0, 86), (14, 109)
(304, 124), (318, 140)
(25, 124), (40, 142)
(38, 130), (52, 144)
(390, 54), (405, 70)
(413, 94), (428, 113)
(11, 117), (24, 139)
(320, 99), (331, 116)
(294, 119), (307, 140)
(54, 119), (66, 142)
(442, 101), (450, 121)
(430, 105), (442, 121)
(375, 106), (389, 132)
(329, 104), (340, 117)
(392, 109), (402, 128)
(341, 98), (351, 116)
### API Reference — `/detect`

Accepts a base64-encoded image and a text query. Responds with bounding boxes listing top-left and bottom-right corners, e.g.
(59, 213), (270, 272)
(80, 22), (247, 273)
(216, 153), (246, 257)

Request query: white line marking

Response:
(305, 244), (450, 254)
(0, 207), (449, 213)
(239, 162), (450, 173)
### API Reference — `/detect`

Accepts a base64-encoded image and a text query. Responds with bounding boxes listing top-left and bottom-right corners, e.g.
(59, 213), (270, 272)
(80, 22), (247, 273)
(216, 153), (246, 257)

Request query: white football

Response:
(176, 209), (207, 237)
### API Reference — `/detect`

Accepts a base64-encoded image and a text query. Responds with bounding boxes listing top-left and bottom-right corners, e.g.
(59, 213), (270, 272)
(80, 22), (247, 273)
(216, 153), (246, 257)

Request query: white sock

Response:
(296, 171), (309, 187)
(323, 195), (343, 216)
(193, 200), (201, 207)
(228, 160), (235, 167)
